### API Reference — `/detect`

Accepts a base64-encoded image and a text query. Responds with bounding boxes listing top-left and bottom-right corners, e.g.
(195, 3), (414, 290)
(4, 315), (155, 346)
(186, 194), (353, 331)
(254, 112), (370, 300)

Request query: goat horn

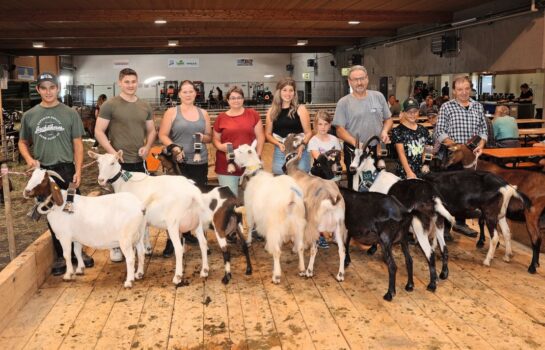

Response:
(45, 170), (64, 182)
(362, 135), (381, 155)
(355, 134), (360, 149)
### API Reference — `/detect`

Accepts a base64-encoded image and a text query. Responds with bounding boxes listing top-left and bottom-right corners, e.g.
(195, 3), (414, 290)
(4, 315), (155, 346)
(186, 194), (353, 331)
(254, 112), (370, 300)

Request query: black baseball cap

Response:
(37, 72), (59, 87)
(427, 110), (438, 117)
(403, 97), (419, 112)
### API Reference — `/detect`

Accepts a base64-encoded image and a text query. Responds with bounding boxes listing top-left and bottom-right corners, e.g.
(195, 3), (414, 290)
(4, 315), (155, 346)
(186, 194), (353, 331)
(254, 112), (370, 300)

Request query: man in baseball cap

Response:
(37, 72), (59, 87)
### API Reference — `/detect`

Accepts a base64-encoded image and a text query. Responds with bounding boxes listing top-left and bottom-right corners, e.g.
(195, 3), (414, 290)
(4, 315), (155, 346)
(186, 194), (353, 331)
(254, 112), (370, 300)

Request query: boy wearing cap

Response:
(19, 72), (94, 275)
(391, 98), (433, 179)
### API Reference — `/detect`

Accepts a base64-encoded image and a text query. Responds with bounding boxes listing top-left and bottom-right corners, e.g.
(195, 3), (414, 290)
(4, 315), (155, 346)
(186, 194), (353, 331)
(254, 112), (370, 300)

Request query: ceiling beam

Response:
(0, 9), (452, 23)
(0, 27), (393, 40)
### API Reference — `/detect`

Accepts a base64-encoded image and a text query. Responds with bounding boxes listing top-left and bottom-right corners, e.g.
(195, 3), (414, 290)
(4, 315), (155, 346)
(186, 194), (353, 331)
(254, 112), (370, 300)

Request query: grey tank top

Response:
(169, 106), (208, 164)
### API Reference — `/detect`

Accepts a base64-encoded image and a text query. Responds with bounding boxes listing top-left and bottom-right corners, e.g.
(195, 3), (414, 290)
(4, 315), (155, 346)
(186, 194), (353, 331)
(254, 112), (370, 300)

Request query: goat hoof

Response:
(405, 283), (414, 292)
(383, 292), (394, 302)
(135, 272), (144, 280)
(528, 265), (537, 274)
(483, 259), (491, 267)
(439, 270), (449, 280)
(502, 255), (511, 263)
(200, 269), (209, 278)
(344, 257), (351, 268)
(173, 275), (183, 285)
(426, 283), (437, 292)
(124, 281), (133, 288)
(272, 275), (281, 284)
(221, 273), (232, 285)
(63, 273), (74, 281)
(305, 269), (314, 278)
(75, 268), (84, 275)
(367, 245), (377, 256)
(145, 246), (153, 256)
(336, 272), (344, 282)
(476, 240), (485, 248)
(245, 267), (252, 275)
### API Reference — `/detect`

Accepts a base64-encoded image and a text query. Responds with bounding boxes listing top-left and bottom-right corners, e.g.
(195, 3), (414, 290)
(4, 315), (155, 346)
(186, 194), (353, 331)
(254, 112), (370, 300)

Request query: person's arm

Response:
(310, 150), (321, 160)
(72, 138), (83, 187)
(138, 119), (157, 159)
(158, 108), (176, 146)
(201, 110), (212, 144)
(381, 118), (393, 143)
(395, 143), (416, 179)
(435, 105), (453, 145)
(265, 109), (285, 152)
(297, 105), (312, 157)
(336, 126), (356, 147)
(94, 117), (117, 154)
(254, 119), (265, 157)
(212, 129), (228, 152)
(18, 138), (38, 169)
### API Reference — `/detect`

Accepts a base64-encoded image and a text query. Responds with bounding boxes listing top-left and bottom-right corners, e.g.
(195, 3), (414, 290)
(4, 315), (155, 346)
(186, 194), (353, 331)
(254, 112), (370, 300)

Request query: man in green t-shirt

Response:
(19, 72), (94, 276)
(95, 68), (157, 262)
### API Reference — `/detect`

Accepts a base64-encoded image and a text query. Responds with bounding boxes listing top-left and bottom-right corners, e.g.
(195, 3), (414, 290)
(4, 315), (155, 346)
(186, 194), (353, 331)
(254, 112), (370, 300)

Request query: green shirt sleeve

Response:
(98, 100), (113, 120)
(19, 113), (31, 141)
(71, 110), (85, 139)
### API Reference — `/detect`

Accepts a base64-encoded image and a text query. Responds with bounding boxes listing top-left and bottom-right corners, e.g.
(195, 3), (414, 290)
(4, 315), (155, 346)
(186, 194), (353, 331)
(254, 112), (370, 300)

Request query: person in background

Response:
(265, 77), (312, 174)
(159, 80), (212, 256)
(419, 95), (438, 116)
(517, 83), (533, 103)
(19, 72), (94, 276)
(441, 82), (450, 98)
(95, 68), (157, 262)
(213, 86), (265, 196)
(391, 98), (433, 179)
(435, 75), (487, 238)
(92, 94), (107, 148)
(492, 105), (520, 148)
(388, 94), (401, 116)
(333, 65), (392, 190)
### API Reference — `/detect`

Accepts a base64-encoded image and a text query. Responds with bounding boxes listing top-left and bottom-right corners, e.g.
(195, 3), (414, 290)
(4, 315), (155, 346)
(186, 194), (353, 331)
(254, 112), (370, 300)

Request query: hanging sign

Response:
(168, 58), (200, 68)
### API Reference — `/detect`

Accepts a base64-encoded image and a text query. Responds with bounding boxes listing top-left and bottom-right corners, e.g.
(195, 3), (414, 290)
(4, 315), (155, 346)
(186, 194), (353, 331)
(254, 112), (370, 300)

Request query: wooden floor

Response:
(1, 225), (545, 350)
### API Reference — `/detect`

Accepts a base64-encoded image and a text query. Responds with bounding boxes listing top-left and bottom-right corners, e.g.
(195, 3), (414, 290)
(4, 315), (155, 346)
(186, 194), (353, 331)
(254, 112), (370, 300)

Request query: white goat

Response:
(88, 150), (209, 285)
(280, 133), (347, 281)
(234, 141), (307, 284)
(23, 168), (147, 288)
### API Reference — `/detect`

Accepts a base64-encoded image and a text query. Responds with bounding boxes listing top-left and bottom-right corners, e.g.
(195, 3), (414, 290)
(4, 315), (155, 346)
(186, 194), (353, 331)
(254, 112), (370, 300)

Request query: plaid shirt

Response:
(435, 99), (488, 144)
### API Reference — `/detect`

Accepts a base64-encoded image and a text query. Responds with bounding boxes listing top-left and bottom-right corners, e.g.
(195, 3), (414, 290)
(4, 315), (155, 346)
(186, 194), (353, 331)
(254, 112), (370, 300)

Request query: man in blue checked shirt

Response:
(435, 75), (488, 238)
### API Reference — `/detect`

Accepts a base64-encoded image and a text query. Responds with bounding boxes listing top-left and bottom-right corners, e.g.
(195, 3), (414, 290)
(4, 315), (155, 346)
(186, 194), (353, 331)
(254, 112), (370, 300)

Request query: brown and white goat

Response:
(235, 141), (307, 284)
(23, 168), (147, 288)
(154, 148), (253, 282)
(281, 133), (347, 281)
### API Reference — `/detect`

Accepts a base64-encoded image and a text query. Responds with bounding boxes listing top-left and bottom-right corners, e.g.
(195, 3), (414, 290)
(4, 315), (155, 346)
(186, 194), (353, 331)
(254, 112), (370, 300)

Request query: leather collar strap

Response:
(107, 170), (123, 184)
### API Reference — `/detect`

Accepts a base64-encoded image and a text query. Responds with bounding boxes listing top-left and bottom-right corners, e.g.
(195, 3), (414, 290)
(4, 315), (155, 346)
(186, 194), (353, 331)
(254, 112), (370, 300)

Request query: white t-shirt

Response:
(308, 134), (342, 154)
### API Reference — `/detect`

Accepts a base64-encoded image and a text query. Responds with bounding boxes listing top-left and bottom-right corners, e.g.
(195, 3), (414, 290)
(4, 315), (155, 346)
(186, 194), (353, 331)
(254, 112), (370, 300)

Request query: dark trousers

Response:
(445, 162), (467, 226)
(178, 162), (208, 186)
(41, 162), (80, 257)
(120, 161), (146, 173)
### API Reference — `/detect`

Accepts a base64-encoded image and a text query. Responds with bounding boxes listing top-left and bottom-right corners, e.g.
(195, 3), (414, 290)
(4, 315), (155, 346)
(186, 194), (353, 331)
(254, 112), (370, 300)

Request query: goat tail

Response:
(512, 187), (532, 210)
(433, 197), (455, 225)
(499, 185), (521, 218)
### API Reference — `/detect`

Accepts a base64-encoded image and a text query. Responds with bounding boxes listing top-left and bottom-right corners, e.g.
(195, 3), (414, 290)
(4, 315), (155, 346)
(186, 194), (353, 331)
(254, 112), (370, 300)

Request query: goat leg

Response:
(194, 226), (209, 278)
(400, 239), (414, 292)
(120, 242), (136, 288)
(135, 240), (145, 280)
(476, 216), (486, 248)
(381, 239), (397, 302)
(73, 241), (85, 275)
(334, 226), (346, 282)
(498, 218), (513, 262)
(238, 225), (253, 275)
(61, 239), (75, 281)
(435, 221), (449, 280)
(305, 241), (318, 278)
(344, 235), (352, 268)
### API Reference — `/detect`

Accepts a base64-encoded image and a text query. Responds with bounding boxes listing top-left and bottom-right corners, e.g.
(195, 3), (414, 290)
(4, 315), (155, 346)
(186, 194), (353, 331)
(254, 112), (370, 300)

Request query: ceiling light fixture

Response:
(264, 74), (275, 78)
(348, 21), (360, 25)
(296, 40), (308, 46)
(144, 76), (166, 84)
(155, 19), (167, 24)
(32, 41), (44, 48)
(168, 40), (179, 47)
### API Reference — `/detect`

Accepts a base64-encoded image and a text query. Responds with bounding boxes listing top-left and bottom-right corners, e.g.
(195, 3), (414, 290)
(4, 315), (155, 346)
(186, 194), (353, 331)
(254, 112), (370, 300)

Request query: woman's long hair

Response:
(269, 77), (299, 122)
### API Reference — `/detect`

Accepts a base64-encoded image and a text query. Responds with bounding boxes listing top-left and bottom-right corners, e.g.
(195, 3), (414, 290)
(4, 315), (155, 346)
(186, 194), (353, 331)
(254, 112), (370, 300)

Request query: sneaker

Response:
(71, 251), (95, 268)
(51, 256), (66, 276)
(453, 224), (478, 238)
(317, 236), (329, 249)
(110, 247), (124, 262)
(162, 239), (174, 258)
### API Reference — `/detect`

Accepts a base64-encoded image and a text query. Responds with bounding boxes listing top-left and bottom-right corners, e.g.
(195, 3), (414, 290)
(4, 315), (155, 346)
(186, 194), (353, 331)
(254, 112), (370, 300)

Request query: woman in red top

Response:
(213, 86), (265, 196)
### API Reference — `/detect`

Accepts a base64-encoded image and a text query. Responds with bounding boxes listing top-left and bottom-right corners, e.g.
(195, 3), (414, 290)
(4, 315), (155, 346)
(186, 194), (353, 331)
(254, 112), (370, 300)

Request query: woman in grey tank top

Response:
(159, 80), (212, 255)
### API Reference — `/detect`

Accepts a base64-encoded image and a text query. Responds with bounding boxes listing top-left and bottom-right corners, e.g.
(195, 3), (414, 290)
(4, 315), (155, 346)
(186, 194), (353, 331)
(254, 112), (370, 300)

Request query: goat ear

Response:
(88, 150), (98, 159)
(49, 181), (64, 206)
(116, 150), (124, 160)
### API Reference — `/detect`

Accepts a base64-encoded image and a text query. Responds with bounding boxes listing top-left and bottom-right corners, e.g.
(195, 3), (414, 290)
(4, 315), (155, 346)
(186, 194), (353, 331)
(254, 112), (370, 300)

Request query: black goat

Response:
(340, 187), (414, 301)
(422, 170), (529, 267)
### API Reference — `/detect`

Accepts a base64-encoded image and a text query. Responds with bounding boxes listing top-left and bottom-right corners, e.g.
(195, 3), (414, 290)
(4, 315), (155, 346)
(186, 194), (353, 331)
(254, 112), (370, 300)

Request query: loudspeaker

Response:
(330, 60), (336, 67)
(307, 59), (316, 67)
(286, 64), (294, 72)
(351, 54), (362, 65)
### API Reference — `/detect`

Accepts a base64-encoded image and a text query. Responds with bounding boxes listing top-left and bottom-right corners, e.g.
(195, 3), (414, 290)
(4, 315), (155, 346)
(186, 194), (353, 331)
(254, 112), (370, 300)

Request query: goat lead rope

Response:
(81, 160), (97, 169)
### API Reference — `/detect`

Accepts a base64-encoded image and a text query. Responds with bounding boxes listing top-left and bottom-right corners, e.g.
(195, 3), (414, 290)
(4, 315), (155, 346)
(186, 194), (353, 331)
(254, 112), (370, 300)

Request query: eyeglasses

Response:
(229, 96), (244, 101)
(349, 77), (367, 82)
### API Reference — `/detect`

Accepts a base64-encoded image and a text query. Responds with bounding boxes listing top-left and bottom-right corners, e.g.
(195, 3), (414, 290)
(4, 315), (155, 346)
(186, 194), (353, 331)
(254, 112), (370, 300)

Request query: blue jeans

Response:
(218, 174), (240, 197)
(272, 146), (311, 175)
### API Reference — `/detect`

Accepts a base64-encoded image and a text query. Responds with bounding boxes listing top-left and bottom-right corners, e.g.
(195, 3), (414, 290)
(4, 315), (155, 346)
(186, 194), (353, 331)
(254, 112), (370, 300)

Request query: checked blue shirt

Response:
(435, 99), (488, 144)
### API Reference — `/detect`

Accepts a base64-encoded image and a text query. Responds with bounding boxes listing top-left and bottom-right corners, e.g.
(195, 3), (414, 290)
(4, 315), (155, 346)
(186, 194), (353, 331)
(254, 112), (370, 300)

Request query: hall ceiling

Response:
(0, 0), (496, 55)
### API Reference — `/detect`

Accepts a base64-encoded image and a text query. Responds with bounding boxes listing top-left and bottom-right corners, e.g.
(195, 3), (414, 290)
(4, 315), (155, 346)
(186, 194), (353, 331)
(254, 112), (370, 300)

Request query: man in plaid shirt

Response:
(435, 76), (488, 238)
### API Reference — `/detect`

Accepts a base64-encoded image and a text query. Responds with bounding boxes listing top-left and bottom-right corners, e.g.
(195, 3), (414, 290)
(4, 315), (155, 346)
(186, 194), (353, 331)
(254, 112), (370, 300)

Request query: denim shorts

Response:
(217, 174), (240, 197)
(272, 145), (311, 175)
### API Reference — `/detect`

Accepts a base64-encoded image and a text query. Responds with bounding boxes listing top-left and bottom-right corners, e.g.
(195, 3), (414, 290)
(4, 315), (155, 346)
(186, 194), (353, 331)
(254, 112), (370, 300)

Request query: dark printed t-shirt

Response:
(391, 123), (433, 178)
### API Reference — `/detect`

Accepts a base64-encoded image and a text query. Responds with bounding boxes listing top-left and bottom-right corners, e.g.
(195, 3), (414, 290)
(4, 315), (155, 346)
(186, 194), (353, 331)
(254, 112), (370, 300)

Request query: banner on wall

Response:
(17, 66), (34, 81)
(236, 58), (253, 66)
(113, 60), (130, 69)
(168, 58), (200, 68)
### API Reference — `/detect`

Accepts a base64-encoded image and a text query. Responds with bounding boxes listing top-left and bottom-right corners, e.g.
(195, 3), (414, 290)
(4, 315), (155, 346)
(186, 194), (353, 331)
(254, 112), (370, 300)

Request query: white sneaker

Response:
(110, 248), (124, 262)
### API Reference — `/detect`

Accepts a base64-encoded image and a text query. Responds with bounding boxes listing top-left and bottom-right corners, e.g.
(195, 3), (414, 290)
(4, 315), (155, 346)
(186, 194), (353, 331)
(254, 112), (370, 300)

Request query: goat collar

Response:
(284, 152), (298, 165)
(37, 195), (56, 214)
(244, 164), (263, 178)
(107, 170), (131, 184)
(463, 154), (479, 170)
